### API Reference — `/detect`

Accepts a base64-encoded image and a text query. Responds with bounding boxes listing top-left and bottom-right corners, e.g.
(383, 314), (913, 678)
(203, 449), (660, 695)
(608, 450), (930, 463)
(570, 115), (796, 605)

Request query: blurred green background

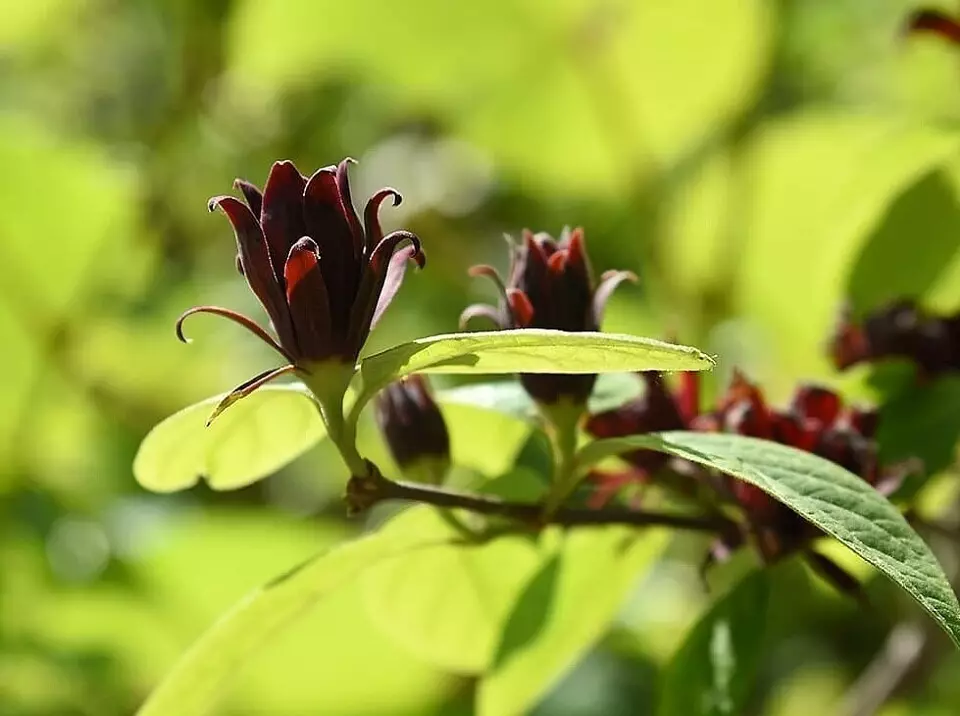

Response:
(5, 0), (960, 714)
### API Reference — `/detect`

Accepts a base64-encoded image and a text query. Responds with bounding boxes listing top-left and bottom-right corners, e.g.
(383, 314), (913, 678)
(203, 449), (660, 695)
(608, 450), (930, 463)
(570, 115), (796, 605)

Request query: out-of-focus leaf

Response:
(136, 522), (453, 716)
(658, 570), (769, 716)
(0, 117), (138, 457)
(362, 506), (545, 673)
(227, 0), (769, 193)
(576, 431), (960, 648)
(477, 527), (668, 716)
(735, 110), (960, 383)
(437, 372), (644, 422)
(134, 384), (324, 493)
(847, 170), (960, 314)
(877, 376), (960, 500)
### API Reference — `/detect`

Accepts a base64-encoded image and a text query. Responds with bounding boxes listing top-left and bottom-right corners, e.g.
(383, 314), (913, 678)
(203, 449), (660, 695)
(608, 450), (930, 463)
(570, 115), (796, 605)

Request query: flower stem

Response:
(303, 361), (368, 476)
(539, 400), (587, 515)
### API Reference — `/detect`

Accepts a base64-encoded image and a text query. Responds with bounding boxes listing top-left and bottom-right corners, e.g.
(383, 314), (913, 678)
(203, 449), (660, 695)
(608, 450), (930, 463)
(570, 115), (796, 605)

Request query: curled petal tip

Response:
(468, 264), (500, 279)
(459, 303), (503, 330)
(175, 309), (196, 343)
(602, 269), (637, 283)
(207, 196), (222, 212)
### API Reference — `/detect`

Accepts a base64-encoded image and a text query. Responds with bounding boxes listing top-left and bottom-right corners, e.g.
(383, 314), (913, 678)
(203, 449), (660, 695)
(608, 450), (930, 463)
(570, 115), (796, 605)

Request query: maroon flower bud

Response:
(828, 300), (960, 376)
(374, 375), (450, 484)
(906, 9), (960, 44)
(586, 372), (688, 473)
(175, 159), (425, 420)
(845, 406), (879, 440)
(789, 384), (841, 426)
(461, 227), (635, 405)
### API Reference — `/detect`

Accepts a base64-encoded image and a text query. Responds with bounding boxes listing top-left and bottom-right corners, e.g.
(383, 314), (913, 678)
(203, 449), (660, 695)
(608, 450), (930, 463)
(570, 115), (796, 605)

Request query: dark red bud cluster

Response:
(906, 9), (960, 45)
(829, 300), (960, 377)
(586, 370), (892, 556)
(710, 376), (885, 544)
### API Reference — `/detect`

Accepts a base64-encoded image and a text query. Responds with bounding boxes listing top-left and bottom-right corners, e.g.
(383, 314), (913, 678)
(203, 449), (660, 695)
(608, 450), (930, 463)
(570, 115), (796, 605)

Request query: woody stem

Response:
(345, 464), (734, 533)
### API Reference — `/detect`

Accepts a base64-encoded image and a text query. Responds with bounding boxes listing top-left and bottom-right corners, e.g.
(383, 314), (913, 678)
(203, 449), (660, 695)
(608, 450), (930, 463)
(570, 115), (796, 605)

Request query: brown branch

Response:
(346, 463), (734, 534)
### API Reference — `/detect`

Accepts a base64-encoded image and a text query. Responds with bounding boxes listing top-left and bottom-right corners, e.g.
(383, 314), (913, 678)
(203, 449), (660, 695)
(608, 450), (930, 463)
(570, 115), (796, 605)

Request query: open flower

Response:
(177, 158), (424, 421)
(460, 227), (634, 405)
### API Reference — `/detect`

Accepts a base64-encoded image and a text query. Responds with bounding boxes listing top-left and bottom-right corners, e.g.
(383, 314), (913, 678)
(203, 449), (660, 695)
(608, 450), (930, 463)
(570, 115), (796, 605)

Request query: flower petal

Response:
(207, 195), (295, 351)
(234, 178), (263, 218)
(261, 160), (308, 284)
(284, 237), (334, 363)
(459, 303), (505, 330)
(335, 157), (365, 256)
(592, 269), (637, 327)
(506, 289), (534, 327)
(370, 243), (424, 329)
(789, 385), (842, 426)
(304, 166), (362, 337)
(206, 364), (298, 426)
(676, 371), (700, 426)
(175, 305), (295, 363)
(347, 230), (424, 355)
(363, 188), (402, 256)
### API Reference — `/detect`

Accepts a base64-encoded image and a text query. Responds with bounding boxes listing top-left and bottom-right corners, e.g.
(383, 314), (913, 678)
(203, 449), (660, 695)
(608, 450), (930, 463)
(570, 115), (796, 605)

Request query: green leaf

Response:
(136, 527), (451, 716)
(362, 506), (546, 673)
(477, 527), (668, 716)
(658, 570), (769, 716)
(437, 372), (644, 422)
(355, 330), (712, 407)
(733, 110), (960, 380)
(877, 376), (960, 494)
(576, 431), (960, 648)
(134, 384), (324, 493)
(847, 170), (960, 314)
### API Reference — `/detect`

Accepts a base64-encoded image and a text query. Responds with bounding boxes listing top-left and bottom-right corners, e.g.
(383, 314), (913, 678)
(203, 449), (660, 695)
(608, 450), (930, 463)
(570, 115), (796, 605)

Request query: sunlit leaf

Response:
(658, 570), (769, 716)
(136, 526), (452, 716)
(847, 170), (960, 314)
(734, 110), (960, 382)
(362, 506), (546, 673)
(576, 431), (960, 648)
(134, 384), (324, 493)
(353, 330), (712, 410)
(437, 372), (644, 422)
(477, 527), (668, 716)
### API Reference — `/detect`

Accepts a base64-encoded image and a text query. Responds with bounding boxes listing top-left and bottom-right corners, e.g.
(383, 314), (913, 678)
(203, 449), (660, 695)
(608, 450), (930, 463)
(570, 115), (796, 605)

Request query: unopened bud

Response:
(374, 375), (451, 484)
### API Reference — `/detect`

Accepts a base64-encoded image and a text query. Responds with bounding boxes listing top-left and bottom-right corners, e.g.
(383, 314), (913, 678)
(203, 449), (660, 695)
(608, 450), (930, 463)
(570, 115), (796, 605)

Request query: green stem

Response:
(540, 400), (586, 515)
(303, 362), (367, 477)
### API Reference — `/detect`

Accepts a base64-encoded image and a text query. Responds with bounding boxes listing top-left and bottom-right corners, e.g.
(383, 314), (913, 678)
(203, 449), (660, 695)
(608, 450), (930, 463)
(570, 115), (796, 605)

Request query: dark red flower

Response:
(829, 300), (960, 376)
(586, 372), (688, 476)
(375, 374), (450, 483)
(585, 370), (897, 544)
(176, 158), (425, 419)
(461, 227), (635, 405)
(906, 9), (960, 44)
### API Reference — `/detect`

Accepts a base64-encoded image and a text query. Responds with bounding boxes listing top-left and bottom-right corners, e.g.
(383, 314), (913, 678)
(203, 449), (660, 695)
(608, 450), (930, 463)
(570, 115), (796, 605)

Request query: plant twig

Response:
(345, 462), (734, 534)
